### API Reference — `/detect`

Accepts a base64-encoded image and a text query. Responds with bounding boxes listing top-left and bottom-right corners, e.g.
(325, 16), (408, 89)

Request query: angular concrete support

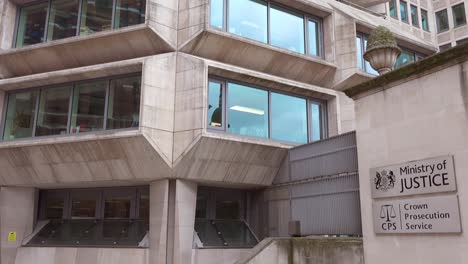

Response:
(0, 187), (36, 264)
(149, 180), (170, 264)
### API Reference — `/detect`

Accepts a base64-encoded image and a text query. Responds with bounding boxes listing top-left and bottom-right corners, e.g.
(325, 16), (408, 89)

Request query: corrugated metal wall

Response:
(265, 131), (361, 236)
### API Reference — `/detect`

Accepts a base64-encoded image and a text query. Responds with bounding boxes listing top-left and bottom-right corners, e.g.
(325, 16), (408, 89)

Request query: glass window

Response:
(308, 20), (320, 57)
(79, 0), (114, 36)
(356, 36), (363, 71)
(271, 93), (307, 144)
(216, 199), (240, 219)
(70, 81), (107, 133)
(71, 199), (97, 218)
(457, 37), (468, 45)
(389, 0), (397, 18)
(3, 91), (38, 140)
(139, 192), (149, 220)
(439, 43), (452, 51)
(400, 1), (408, 23)
(104, 195), (132, 218)
(107, 76), (140, 129)
(210, 0), (224, 29)
(47, 0), (80, 41)
(421, 9), (429, 31)
(436, 9), (449, 33)
(208, 81), (223, 128)
(363, 38), (379, 75)
(395, 49), (415, 68)
(227, 83), (268, 138)
(310, 102), (322, 142)
(452, 3), (467, 28)
(411, 5), (419, 27)
(46, 198), (65, 219)
(16, 3), (48, 47)
(270, 5), (305, 54)
(114, 0), (146, 29)
(228, 0), (267, 43)
(35, 86), (71, 137)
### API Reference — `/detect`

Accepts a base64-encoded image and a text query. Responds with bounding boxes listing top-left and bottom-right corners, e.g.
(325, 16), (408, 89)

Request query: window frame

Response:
(421, 8), (430, 32)
(435, 9), (449, 33)
(207, 76), (327, 144)
(410, 4), (419, 27)
(388, 0), (397, 19)
(452, 3), (467, 28)
(356, 32), (378, 75)
(1, 73), (142, 141)
(210, 0), (324, 59)
(400, 0), (409, 23)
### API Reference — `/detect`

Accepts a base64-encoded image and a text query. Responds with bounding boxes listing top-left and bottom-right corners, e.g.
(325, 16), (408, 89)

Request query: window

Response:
(452, 3), (467, 28)
(356, 34), (379, 75)
(15, 0), (145, 47)
(30, 186), (149, 247)
(400, 1), (408, 23)
(3, 74), (141, 140)
(394, 49), (424, 68)
(436, 9), (449, 33)
(439, 43), (452, 51)
(457, 37), (468, 45)
(310, 102), (323, 142)
(212, 0), (323, 57)
(389, 0), (397, 18)
(208, 78), (326, 144)
(421, 9), (429, 31)
(411, 5), (419, 27)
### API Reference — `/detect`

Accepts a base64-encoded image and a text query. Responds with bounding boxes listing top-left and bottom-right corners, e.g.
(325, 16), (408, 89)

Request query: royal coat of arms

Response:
(374, 170), (396, 191)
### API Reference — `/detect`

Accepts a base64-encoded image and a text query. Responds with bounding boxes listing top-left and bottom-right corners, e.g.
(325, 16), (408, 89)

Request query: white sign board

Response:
(370, 156), (456, 198)
(373, 195), (461, 234)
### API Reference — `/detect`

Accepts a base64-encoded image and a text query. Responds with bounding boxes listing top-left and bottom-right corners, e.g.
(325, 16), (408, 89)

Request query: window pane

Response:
(310, 103), (322, 142)
(214, 220), (257, 247)
(389, 0), (397, 18)
(114, 0), (146, 29)
(71, 199), (96, 218)
(308, 20), (320, 57)
(80, 0), (113, 35)
(16, 3), (48, 47)
(227, 83), (268, 138)
(411, 5), (419, 27)
(439, 43), (452, 51)
(452, 4), (467, 27)
(208, 81), (223, 128)
(35, 86), (71, 137)
(436, 9), (449, 32)
(356, 36), (363, 70)
(210, 0), (224, 29)
(395, 49), (415, 68)
(364, 38), (379, 75)
(47, 0), (80, 41)
(400, 1), (408, 22)
(107, 76), (141, 129)
(421, 10), (429, 31)
(139, 193), (149, 220)
(457, 37), (468, 45)
(271, 93), (307, 144)
(3, 91), (38, 140)
(216, 199), (240, 219)
(104, 195), (131, 218)
(46, 198), (65, 219)
(228, 0), (267, 43)
(270, 6), (305, 54)
(70, 81), (107, 133)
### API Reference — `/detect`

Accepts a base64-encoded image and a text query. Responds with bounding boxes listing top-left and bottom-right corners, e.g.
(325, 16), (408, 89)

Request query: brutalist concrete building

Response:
(0, 0), (442, 263)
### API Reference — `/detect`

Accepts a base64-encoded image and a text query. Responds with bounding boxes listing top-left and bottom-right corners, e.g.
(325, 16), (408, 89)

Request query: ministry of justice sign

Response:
(370, 156), (456, 198)
(373, 195), (461, 234)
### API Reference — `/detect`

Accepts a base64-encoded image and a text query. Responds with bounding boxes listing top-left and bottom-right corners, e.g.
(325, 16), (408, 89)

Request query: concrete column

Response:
(149, 180), (170, 264)
(0, 187), (36, 264)
(168, 180), (197, 264)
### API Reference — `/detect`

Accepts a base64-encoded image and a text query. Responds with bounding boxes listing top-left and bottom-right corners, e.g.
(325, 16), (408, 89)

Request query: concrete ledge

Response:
(332, 71), (375, 91)
(0, 25), (174, 79)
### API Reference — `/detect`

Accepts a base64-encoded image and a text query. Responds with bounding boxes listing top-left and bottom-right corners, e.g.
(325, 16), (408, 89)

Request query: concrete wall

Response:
(191, 249), (250, 264)
(354, 59), (468, 263)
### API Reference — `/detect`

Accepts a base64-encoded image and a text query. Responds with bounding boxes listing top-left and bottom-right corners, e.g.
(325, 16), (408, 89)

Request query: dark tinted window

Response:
(411, 5), (419, 27)
(436, 9), (449, 32)
(421, 9), (429, 31)
(47, 0), (80, 41)
(452, 3), (467, 27)
(400, 1), (408, 22)
(16, 3), (47, 47)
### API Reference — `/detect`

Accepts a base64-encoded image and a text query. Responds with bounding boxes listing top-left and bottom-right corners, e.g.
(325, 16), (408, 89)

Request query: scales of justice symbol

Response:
(380, 204), (397, 222)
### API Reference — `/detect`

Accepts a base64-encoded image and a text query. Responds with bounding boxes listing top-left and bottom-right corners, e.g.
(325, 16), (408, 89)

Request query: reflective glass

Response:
(210, 0), (224, 29)
(411, 5), (419, 27)
(47, 0), (80, 41)
(208, 81), (223, 128)
(400, 1), (408, 22)
(270, 5), (305, 54)
(227, 83), (268, 138)
(228, 0), (267, 43)
(308, 20), (320, 57)
(80, 0), (113, 35)
(421, 9), (429, 31)
(46, 198), (65, 219)
(3, 91), (38, 140)
(194, 219), (224, 247)
(114, 0), (146, 29)
(107, 76), (141, 129)
(389, 0), (397, 18)
(70, 81), (106, 133)
(105, 195), (131, 218)
(452, 3), (467, 27)
(35, 86), (71, 137)
(364, 38), (379, 75)
(271, 93), (307, 144)
(311, 103), (321, 142)
(139, 193), (149, 219)
(16, 3), (48, 47)
(216, 199), (240, 219)
(71, 199), (96, 218)
(436, 9), (449, 32)
(356, 36), (363, 70)
(395, 49), (415, 68)
(215, 220), (257, 247)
